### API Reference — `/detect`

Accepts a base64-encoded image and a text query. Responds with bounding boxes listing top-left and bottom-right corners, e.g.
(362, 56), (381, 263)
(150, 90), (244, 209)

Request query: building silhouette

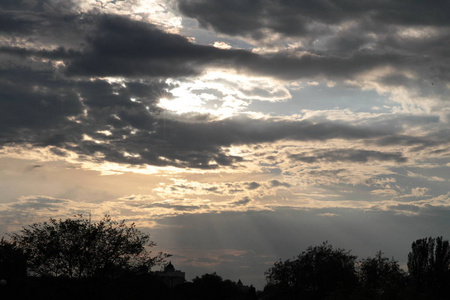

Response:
(155, 262), (185, 288)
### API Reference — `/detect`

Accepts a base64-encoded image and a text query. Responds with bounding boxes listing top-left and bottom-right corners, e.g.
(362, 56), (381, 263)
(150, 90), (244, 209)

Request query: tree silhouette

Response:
(265, 242), (357, 299)
(358, 251), (406, 299)
(407, 236), (450, 296)
(10, 215), (167, 278)
(188, 273), (256, 300)
(0, 238), (27, 282)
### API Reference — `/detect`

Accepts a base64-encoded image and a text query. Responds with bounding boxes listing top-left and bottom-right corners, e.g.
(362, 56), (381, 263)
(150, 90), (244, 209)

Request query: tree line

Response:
(1, 215), (450, 299)
(264, 239), (450, 300)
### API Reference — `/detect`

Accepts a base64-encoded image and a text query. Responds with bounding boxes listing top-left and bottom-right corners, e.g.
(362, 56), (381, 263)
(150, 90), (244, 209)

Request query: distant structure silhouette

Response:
(155, 261), (185, 288)
(237, 278), (252, 293)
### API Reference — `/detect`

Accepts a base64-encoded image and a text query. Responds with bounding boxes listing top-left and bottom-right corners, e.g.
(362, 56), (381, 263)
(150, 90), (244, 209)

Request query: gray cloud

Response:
(0, 67), (83, 142)
(0, 46), (80, 60)
(10, 196), (68, 211)
(0, 0), (79, 12)
(2, 2), (449, 97)
(66, 15), (224, 77)
(144, 202), (206, 212)
(289, 149), (407, 164)
(0, 82), (415, 168)
(57, 14), (428, 86)
(245, 182), (260, 190)
(270, 180), (291, 188)
(1, 12), (423, 82)
(174, 0), (450, 97)
(1, 55), (406, 169)
(387, 204), (421, 213)
(231, 197), (251, 207)
(203, 187), (222, 194)
(176, 0), (450, 39)
(0, 11), (42, 34)
(1, 9), (447, 169)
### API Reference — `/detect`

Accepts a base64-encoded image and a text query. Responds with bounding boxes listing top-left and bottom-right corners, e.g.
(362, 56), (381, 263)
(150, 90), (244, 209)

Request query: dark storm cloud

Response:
(247, 52), (409, 81)
(165, 116), (389, 146)
(91, 115), (403, 168)
(0, 61), (413, 169)
(289, 149), (407, 164)
(175, 0), (450, 39)
(70, 14), (413, 81)
(0, 67), (83, 140)
(0, 0), (78, 12)
(1, 11), (414, 81)
(0, 46), (80, 60)
(0, 63), (402, 169)
(120, 116), (397, 168)
(4, 7), (438, 102)
(0, 5), (89, 49)
(59, 14), (441, 87)
(1, 8), (444, 169)
(0, 56), (168, 165)
(0, 11), (247, 78)
(65, 14), (256, 78)
(0, 11), (42, 34)
(175, 0), (450, 90)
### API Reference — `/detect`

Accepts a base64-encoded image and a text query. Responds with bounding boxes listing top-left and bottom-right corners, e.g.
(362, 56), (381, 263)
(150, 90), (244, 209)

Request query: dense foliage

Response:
(265, 242), (357, 299)
(0, 238), (27, 282)
(263, 237), (450, 300)
(9, 215), (167, 278)
(407, 236), (450, 298)
(357, 251), (406, 299)
(179, 273), (257, 300)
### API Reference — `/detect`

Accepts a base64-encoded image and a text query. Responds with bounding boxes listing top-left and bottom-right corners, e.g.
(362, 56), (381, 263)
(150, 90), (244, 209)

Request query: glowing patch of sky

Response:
(159, 70), (291, 118)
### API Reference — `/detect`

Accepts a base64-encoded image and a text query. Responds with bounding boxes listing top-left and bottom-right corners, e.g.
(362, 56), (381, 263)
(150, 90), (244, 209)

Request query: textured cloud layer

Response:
(3, 9), (441, 169)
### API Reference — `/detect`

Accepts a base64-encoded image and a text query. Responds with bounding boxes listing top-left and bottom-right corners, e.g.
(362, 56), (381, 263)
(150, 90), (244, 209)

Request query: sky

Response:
(1, 0), (450, 289)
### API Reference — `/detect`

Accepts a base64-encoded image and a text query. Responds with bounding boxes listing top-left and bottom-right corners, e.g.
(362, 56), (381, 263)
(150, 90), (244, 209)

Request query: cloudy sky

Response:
(1, 0), (450, 288)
